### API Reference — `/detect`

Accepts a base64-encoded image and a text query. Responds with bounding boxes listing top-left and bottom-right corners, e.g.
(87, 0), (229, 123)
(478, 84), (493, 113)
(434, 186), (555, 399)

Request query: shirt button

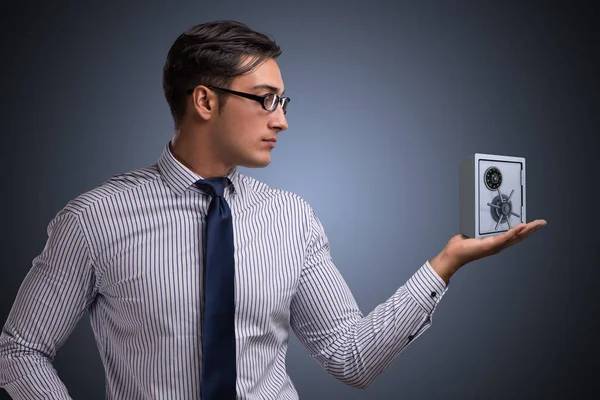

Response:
(430, 291), (437, 298)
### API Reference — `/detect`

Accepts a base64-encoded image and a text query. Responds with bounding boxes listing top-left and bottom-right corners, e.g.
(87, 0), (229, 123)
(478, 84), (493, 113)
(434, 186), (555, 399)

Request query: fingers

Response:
(515, 222), (545, 241)
(499, 223), (526, 244)
(502, 220), (546, 249)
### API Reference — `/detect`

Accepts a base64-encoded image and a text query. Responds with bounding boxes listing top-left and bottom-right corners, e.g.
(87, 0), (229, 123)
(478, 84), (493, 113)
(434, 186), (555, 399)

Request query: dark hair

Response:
(162, 20), (282, 128)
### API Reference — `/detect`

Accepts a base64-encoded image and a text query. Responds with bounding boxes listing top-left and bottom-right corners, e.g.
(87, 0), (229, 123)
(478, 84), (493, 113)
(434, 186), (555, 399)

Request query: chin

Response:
(240, 157), (271, 169)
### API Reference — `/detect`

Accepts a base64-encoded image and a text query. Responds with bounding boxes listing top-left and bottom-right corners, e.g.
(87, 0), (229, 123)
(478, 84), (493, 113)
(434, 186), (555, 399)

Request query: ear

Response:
(190, 85), (220, 121)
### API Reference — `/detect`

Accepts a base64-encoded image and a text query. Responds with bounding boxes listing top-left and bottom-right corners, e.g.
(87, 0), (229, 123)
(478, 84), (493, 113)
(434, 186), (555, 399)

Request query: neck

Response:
(169, 128), (235, 178)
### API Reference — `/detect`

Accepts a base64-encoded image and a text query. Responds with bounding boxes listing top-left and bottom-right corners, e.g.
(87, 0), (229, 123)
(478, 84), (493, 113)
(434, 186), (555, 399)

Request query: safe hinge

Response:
(521, 170), (524, 186)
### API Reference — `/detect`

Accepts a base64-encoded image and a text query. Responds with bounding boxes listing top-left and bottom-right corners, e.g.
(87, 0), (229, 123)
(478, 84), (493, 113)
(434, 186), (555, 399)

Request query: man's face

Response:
(211, 58), (288, 169)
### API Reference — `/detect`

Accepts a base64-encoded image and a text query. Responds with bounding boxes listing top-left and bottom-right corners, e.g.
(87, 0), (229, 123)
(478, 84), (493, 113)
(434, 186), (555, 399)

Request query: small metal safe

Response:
(459, 153), (526, 238)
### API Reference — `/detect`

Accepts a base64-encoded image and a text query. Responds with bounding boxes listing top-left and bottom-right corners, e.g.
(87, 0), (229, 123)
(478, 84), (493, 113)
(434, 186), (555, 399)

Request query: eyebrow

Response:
(251, 84), (285, 96)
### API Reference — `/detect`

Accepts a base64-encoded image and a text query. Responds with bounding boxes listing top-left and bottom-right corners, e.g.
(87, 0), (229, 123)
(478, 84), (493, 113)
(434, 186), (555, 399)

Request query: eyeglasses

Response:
(186, 85), (290, 114)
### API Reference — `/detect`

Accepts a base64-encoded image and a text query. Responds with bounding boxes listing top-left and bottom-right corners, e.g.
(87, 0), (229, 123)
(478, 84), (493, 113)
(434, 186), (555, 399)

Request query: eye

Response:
(264, 94), (278, 110)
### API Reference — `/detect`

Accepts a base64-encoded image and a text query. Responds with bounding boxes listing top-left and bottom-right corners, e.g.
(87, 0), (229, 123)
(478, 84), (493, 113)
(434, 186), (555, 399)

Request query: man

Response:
(0, 20), (546, 399)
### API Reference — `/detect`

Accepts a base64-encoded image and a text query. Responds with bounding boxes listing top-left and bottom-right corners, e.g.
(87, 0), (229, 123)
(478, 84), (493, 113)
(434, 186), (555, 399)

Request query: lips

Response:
(263, 138), (277, 148)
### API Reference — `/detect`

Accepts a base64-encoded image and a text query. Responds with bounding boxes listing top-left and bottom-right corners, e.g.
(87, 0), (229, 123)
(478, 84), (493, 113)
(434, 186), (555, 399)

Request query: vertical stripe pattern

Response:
(0, 143), (448, 399)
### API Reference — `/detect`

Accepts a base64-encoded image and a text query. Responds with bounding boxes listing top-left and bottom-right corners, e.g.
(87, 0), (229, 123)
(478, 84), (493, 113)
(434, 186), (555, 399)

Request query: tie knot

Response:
(196, 177), (228, 198)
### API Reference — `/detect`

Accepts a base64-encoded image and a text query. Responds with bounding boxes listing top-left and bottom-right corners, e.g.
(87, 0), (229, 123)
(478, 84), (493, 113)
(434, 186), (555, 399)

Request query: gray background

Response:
(1, 1), (598, 399)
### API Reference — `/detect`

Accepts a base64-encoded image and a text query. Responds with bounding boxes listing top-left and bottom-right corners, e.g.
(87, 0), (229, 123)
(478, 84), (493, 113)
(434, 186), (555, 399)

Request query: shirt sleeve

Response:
(290, 207), (449, 389)
(0, 209), (97, 399)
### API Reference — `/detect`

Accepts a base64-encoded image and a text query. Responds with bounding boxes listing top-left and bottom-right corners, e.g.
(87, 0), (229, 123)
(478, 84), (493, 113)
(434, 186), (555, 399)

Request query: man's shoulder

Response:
(63, 164), (161, 215)
(238, 172), (313, 211)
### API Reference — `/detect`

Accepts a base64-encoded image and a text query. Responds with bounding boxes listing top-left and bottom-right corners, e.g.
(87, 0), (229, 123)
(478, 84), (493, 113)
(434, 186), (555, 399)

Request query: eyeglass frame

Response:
(186, 85), (290, 114)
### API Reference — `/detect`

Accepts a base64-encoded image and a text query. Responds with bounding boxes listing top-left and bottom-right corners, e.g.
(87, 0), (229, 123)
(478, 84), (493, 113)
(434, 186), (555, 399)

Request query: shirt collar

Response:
(157, 142), (239, 197)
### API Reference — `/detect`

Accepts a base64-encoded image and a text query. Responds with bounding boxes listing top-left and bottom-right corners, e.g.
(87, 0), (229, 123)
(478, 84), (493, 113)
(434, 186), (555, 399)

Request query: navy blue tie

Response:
(196, 177), (236, 400)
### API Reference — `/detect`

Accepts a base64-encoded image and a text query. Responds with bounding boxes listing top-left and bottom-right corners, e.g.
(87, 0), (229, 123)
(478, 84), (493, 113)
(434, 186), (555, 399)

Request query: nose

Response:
(268, 106), (288, 132)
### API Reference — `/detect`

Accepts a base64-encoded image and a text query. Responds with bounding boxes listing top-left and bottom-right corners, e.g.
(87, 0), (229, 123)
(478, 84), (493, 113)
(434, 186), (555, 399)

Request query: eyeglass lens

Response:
(264, 94), (288, 113)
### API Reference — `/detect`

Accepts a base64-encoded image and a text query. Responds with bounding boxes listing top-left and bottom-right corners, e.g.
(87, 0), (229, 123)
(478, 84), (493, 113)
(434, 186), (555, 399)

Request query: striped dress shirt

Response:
(0, 143), (448, 399)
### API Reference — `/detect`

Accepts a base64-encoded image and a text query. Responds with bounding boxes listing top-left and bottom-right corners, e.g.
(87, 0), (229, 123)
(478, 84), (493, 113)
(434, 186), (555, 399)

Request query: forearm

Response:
(0, 328), (71, 399)
(294, 209), (449, 388)
(320, 262), (448, 388)
(0, 209), (96, 399)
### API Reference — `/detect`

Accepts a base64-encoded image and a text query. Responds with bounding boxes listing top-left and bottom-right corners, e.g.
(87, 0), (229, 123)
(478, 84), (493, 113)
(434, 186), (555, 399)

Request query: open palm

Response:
(443, 219), (547, 267)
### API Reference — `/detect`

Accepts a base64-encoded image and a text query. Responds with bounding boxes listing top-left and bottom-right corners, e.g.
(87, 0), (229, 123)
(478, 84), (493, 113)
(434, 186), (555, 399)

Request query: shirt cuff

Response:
(405, 260), (449, 313)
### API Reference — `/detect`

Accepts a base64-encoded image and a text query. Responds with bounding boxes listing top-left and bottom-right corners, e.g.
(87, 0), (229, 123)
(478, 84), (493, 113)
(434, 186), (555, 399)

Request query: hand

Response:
(430, 219), (547, 283)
